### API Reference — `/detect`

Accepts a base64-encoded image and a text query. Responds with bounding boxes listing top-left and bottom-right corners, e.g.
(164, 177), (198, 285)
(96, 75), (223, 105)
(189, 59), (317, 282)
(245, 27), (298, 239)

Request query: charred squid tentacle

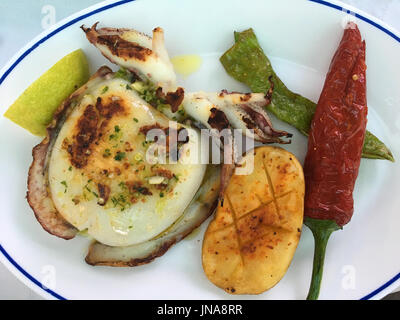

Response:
(207, 108), (235, 206)
(183, 91), (292, 144)
(241, 75), (291, 142)
(240, 103), (292, 143)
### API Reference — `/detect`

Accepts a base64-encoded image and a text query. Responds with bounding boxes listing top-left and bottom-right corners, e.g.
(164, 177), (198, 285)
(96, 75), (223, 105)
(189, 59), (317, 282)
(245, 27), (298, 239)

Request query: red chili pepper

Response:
(303, 22), (368, 299)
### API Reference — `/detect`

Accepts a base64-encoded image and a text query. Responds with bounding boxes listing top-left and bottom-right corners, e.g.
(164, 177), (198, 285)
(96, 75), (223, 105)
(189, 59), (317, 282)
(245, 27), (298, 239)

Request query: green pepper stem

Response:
(304, 217), (341, 300)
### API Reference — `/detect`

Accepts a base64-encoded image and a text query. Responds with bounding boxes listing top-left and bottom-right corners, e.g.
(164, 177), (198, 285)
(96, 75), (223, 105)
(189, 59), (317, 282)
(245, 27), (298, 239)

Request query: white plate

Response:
(1, 0), (399, 300)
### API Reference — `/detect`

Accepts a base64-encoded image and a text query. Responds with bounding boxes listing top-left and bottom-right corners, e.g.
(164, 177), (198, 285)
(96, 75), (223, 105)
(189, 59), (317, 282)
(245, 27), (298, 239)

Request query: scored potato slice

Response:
(202, 146), (305, 295)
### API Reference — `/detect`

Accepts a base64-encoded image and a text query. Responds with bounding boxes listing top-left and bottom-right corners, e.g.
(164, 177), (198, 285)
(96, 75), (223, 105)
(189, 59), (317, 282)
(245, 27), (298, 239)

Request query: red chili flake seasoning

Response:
(303, 22), (368, 300)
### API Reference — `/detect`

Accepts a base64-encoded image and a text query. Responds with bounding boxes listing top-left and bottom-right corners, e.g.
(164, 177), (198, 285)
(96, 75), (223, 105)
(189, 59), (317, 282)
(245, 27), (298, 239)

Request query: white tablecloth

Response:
(0, 0), (399, 300)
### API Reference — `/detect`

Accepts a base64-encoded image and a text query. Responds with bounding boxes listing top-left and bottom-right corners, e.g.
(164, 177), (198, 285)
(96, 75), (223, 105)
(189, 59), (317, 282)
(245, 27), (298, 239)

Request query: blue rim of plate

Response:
(0, 0), (399, 300)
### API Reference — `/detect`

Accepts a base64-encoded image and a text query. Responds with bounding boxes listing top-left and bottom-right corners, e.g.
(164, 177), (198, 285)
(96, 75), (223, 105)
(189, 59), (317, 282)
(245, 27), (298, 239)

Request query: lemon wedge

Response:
(4, 49), (89, 136)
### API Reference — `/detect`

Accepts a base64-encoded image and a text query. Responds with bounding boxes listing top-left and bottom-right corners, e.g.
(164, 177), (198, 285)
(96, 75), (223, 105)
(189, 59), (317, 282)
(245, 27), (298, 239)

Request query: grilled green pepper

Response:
(220, 28), (394, 162)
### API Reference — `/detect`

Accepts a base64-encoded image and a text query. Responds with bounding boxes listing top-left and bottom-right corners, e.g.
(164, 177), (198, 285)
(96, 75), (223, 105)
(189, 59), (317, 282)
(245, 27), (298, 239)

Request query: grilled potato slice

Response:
(202, 146), (305, 295)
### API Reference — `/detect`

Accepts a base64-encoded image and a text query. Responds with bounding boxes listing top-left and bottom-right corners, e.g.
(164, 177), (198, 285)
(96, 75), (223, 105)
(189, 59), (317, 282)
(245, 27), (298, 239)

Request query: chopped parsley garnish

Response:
(118, 181), (127, 190)
(68, 166), (72, 171)
(103, 149), (111, 158)
(109, 125), (123, 142)
(101, 86), (109, 94)
(159, 192), (165, 198)
(82, 179), (98, 201)
(126, 84), (133, 91)
(114, 67), (134, 82)
(111, 194), (128, 211)
(133, 118), (139, 123)
(111, 197), (118, 206)
(114, 152), (126, 161)
(131, 80), (167, 110)
(109, 126), (122, 140)
(61, 181), (68, 193)
(142, 140), (153, 148)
